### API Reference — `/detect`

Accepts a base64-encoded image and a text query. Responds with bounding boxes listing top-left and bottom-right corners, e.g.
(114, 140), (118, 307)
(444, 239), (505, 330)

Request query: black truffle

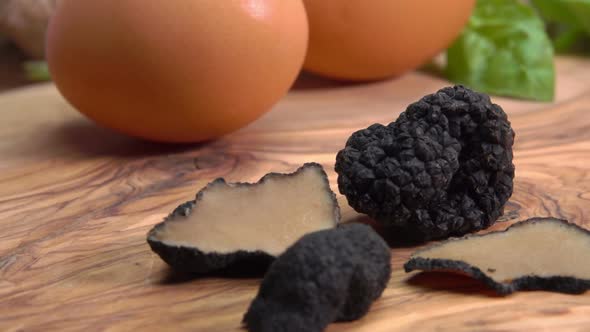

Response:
(404, 217), (590, 295)
(147, 163), (340, 275)
(335, 85), (515, 242)
(243, 224), (391, 332)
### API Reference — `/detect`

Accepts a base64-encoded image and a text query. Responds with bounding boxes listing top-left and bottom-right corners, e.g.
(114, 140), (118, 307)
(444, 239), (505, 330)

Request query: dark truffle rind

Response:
(404, 218), (590, 295)
(243, 224), (391, 332)
(147, 238), (275, 275)
(147, 201), (275, 274)
(335, 85), (515, 242)
(147, 163), (340, 275)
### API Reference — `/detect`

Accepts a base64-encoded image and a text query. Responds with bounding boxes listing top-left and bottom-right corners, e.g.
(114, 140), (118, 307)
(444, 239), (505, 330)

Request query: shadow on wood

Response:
(291, 71), (364, 91)
(53, 120), (204, 158)
(345, 215), (433, 248)
(406, 272), (502, 298)
(157, 265), (267, 286)
(345, 200), (524, 247)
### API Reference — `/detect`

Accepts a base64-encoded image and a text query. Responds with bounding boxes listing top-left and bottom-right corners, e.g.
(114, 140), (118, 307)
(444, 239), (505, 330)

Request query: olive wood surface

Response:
(1, 57), (590, 331)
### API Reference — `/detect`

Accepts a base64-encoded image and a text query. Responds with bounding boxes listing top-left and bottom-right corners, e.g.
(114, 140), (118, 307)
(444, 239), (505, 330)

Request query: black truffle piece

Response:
(147, 163), (340, 275)
(404, 217), (590, 295)
(243, 224), (391, 332)
(335, 85), (515, 242)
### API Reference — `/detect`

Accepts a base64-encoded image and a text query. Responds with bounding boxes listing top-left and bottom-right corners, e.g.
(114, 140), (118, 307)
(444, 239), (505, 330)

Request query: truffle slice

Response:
(243, 224), (391, 332)
(404, 218), (590, 295)
(147, 163), (340, 274)
(335, 85), (515, 242)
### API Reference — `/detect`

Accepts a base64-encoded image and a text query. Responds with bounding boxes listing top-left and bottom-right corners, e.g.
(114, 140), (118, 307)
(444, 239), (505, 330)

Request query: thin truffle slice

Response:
(404, 218), (590, 295)
(147, 163), (340, 274)
(243, 224), (391, 332)
(335, 85), (515, 242)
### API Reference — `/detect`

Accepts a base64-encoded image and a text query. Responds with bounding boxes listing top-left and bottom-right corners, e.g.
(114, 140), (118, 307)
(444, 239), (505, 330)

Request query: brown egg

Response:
(302, 0), (475, 81)
(47, 0), (308, 142)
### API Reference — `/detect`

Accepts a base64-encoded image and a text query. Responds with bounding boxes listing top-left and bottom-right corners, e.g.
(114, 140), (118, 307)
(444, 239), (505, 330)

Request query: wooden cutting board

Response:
(1, 57), (590, 331)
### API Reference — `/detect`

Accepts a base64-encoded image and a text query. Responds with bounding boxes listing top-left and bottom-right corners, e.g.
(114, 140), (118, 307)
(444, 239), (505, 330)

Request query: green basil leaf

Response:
(446, 0), (555, 101)
(565, 1), (590, 33)
(533, 0), (590, 34)
(551, 27), (587, 53)
(23, 61), (51, 82)
(531, 0), (579, 24)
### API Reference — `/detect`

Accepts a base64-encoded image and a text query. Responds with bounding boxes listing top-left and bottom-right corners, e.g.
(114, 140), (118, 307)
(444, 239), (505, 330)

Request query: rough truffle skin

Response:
(243, 224), (391, 332)
(335, 85), (515, 242)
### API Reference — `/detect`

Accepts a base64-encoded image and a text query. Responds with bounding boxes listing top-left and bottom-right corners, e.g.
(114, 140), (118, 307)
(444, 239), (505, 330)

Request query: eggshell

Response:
(302, 0), (475, 81)
(47, 0), (308, 142)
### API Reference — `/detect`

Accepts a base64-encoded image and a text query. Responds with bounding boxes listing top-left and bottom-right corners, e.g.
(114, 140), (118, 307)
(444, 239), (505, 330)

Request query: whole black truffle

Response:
(243, 224), (391, 332)
(335, 86), (515, 242)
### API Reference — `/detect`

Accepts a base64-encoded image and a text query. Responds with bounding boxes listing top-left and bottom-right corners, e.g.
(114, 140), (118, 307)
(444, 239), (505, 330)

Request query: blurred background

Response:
(0, 0), (53, 91)
(1, 1), (589, 116)
(0, 38), (26, 91)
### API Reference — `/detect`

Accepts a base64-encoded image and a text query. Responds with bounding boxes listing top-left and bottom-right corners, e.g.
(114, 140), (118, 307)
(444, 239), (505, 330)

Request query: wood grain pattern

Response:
(1, 56), (590, 332)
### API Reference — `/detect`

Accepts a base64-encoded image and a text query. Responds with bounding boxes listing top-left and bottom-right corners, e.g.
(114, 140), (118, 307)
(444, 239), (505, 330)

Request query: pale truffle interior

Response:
(151, 166), (337, 256)
(414, 219), (590, 282)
